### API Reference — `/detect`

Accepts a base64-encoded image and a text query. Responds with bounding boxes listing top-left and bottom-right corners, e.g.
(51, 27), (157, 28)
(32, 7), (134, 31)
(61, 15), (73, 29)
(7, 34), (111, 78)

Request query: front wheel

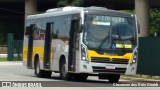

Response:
(108, 74), (120, 83)
(73, 74), (88, 81)
(60, 60), (72, 80)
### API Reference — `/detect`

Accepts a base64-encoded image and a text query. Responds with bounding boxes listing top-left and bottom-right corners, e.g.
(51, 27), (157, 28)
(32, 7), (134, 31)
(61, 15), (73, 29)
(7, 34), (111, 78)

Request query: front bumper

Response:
(78, 61), (128, 74)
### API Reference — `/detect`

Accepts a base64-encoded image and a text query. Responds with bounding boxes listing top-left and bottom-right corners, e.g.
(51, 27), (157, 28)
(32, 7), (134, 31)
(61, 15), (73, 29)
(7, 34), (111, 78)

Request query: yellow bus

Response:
(23, 6), (139, 83)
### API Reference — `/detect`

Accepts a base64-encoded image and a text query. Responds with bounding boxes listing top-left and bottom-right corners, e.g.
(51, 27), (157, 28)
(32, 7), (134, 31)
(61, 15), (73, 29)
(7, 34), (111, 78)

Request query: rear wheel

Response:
(35, 58), (52, 78)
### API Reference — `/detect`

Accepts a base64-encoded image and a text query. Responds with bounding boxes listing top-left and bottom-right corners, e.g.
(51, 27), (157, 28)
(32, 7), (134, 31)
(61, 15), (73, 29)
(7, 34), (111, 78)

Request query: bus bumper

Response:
(78, 61), (129, 74)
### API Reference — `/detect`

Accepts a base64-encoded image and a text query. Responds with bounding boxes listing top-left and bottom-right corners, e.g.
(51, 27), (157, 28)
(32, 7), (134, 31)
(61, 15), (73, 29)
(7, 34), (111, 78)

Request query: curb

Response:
(121, 76), (160, 82)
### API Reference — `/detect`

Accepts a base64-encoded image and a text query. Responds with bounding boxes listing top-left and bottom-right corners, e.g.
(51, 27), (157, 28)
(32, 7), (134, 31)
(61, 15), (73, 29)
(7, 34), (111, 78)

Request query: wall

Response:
(137, 37), (160, 76)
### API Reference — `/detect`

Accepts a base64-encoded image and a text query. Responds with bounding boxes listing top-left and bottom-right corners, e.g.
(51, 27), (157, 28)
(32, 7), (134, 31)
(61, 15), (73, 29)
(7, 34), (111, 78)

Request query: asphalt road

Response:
(0, 61), (159, 90)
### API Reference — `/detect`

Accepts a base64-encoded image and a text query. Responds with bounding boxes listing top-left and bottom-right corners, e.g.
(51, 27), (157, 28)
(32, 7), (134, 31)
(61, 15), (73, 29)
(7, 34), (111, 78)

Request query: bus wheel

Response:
(73, 74), (88, 81)
(35, 59), (52, 78)
(60, 60), (72, 80)
(108, 74), (120, 83)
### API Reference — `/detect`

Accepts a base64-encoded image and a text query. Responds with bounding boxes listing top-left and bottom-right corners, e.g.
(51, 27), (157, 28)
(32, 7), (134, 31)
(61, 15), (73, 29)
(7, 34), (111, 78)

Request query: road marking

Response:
(0, 62), (22, 66)
(0, 74), (21, 78)
(0, 74), (61, 81)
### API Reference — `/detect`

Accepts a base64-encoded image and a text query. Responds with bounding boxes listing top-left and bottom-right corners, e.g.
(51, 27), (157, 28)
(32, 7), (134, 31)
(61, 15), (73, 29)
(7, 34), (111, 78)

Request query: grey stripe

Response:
(33, 40), (45, 47)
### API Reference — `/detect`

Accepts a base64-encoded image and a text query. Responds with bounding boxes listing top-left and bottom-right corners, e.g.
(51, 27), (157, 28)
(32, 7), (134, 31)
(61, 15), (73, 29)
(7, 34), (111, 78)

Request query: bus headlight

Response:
(81, 45), (88, 61)
(132, 49), (138, 63)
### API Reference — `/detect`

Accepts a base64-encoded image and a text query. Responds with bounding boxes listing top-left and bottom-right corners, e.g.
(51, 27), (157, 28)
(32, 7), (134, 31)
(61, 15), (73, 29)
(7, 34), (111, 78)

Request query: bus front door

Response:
(68, 19), (79, 71)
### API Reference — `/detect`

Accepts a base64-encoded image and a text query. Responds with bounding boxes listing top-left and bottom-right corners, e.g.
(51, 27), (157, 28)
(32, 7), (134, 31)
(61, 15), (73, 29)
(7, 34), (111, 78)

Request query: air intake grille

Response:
(91, 57), (129, 64)
(92, 66), (126, 74)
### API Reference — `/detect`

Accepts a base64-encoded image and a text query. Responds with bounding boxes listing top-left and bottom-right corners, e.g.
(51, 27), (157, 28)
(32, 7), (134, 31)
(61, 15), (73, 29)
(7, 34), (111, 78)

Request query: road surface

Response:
(0, 61), (159, 90)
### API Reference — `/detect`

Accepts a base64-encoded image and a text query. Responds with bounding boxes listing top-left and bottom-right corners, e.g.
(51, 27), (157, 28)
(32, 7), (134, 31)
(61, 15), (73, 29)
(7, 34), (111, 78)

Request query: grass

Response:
(0, 56), (22, 62)
(123, 75), (160, 80)
(0, 57), (7, 62)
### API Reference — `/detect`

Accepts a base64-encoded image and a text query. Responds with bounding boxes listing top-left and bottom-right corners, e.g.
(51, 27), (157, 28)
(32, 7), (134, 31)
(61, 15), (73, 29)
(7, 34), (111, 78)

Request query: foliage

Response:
(0, 57), (7, 62)
(149, 8), (160, 36)
(121, 9), (160, 36)
(0, 33), (5, 45)
(57, 0), (84, 7)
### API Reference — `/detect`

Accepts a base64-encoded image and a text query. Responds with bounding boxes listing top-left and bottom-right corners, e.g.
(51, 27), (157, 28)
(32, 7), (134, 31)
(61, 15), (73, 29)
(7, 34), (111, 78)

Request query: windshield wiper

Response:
(112, 34), (134, 40)
(120, 35), (134, 40)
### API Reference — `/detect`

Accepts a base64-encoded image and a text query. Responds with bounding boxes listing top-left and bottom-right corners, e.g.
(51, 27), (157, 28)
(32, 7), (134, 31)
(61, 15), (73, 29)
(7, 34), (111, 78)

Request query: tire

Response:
(73, 74), (88, 81)
(108, 74), (120, 83)
(35, 59), (52, 78)
(60, 60), (72, 80)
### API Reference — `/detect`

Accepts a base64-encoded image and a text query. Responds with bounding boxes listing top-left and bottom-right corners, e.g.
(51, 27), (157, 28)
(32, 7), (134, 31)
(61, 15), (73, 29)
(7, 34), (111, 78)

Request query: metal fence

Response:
(6, 33), (23, 61)
(0, 42), (23, 61)
(13, 40), (23, 61)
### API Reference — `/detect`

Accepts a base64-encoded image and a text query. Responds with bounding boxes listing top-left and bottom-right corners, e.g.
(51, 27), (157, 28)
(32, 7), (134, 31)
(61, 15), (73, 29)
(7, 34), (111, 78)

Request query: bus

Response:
(23, 6), (139, 83)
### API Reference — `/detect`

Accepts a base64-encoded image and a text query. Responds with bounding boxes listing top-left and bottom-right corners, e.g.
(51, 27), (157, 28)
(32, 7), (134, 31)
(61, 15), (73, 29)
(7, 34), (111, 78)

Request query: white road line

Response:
(0, 74), (61, 81)
(0, 74), (21, 78)
(0, 62), (22, 66)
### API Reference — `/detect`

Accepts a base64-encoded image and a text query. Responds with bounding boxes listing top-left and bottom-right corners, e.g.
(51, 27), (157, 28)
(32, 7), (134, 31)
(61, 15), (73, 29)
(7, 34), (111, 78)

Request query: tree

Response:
(149, 9), (160, 36)
(57, 0), (84, 7)
(121, 9), (160, 36)
(0, 33), (4, 45)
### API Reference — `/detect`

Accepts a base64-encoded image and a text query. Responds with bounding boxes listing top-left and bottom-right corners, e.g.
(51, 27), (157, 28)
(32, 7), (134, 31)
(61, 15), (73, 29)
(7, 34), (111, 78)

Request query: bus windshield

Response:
(83, 14), (137, 52)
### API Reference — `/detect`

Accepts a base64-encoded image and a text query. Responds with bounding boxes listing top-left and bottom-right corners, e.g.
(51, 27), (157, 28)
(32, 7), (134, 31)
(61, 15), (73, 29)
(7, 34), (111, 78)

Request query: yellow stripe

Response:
(23, 47), (53, 63)
(88, 50), (132, 64)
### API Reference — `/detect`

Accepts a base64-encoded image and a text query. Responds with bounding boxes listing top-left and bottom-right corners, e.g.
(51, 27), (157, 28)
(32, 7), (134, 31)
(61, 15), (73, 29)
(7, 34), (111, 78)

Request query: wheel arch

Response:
(59, 55), (67, 70)
(34, 53), (40, 69)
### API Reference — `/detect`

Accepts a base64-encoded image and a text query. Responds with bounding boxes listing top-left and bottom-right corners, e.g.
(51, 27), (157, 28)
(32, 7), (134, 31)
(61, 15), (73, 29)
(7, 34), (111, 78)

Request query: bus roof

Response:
(27, 6), (133, 20)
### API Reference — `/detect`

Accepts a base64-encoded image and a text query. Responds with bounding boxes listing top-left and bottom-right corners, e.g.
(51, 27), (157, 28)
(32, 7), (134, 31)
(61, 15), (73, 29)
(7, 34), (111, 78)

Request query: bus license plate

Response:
(105, 65), (115, 69)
